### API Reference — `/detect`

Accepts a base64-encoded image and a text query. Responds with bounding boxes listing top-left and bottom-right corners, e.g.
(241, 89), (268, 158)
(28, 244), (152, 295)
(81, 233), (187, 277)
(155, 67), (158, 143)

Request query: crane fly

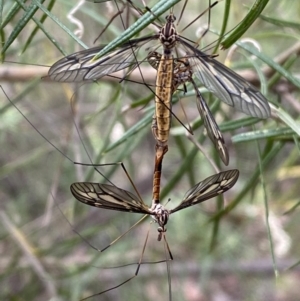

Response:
(69, 118), (239, 298)
(48, 1), (271, 120)
(71, 169), (239, 241)
(148, 50), (229, 165)
(70, 161), (238, 300)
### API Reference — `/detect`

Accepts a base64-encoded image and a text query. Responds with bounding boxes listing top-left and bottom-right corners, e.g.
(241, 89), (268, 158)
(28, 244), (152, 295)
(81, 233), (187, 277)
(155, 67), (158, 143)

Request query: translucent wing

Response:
(169, 169), (239, 214)
(191, 79), (229, 165)
(179, 39), (270, 119)
(48, 36), (156, 82)
(70, 182), (152, 214)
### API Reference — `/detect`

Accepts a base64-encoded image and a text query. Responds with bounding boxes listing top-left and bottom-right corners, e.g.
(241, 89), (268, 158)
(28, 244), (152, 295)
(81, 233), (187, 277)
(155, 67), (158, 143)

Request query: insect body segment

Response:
(152, 145), (167, 203)
(152, 55), (174, 149)
(151, 13), (178, 150)
(151, 144), (169, 241)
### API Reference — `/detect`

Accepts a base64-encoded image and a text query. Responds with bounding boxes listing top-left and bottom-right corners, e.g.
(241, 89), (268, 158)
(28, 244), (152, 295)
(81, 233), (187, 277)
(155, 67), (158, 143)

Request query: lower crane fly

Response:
(70, 169), (239, 238)
(71, 169), (239, 245)
(70, 167), (239, 298)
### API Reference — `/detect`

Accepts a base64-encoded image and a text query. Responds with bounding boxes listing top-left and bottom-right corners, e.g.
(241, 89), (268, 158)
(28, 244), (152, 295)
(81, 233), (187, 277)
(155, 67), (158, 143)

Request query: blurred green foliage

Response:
(1, 0), (300, 300)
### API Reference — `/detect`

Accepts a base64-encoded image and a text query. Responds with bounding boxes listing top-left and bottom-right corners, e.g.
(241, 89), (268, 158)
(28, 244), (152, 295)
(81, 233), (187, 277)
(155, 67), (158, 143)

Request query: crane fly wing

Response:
(192, 80), (229, 165)
(70, 182), (152, 214)
(48, 36), (156, 82)
(178, 39), (270, 119)
(192, 53), (271, 118)
(49, 45), (136, 82)
(169, 169), (239, 214)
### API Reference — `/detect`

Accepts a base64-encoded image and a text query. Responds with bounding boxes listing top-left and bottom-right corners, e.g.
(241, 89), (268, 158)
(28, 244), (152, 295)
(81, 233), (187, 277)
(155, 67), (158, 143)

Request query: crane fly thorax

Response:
(173, 58), (193, 88)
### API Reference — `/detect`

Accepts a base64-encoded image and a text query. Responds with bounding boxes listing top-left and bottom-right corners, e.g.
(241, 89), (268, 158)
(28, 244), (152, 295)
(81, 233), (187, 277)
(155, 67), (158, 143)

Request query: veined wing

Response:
(48, 36), (156, 82)
(191, 79), (229, 165)
(169, 169), (239, 214)
(70, 182), (152, 214)
(178, 39), (271, 119)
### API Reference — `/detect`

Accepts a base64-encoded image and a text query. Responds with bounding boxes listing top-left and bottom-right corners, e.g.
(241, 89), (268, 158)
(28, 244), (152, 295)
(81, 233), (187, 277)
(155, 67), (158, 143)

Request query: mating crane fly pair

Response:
(49, 0), (270, 239)
(45, 1), (271, 298)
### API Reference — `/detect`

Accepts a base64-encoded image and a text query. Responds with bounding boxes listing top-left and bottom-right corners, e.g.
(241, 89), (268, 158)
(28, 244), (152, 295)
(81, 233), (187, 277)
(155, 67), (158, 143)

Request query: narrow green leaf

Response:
(22, 0), (56, 54)
(237, 41), (300, 89)
(232, 127), (295, 143)
(0, 0), (3, 26)
(0, 28), (4, 61)
(1, 0), (45, 55)
(255, 129), (278, 278)
(272, 105), (300, 136)
(260, 14), (300, 30)
(221, 0), (270, 49)
(283, 200), (300, 215)
(213, 0), (231, 53)
(0, 1), (22, 30)
(220, 117), (261, 132)
(1, 0), (66, 56)
(268, 53), (297, 88)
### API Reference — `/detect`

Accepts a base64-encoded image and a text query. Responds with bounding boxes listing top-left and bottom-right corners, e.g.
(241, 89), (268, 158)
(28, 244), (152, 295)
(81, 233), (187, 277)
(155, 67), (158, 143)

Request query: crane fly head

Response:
(159, 13), (177, 52)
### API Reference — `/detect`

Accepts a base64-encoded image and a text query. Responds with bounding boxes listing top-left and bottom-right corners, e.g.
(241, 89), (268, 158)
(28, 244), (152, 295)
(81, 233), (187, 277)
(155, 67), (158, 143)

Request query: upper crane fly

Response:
(48, 7), (271, 120)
